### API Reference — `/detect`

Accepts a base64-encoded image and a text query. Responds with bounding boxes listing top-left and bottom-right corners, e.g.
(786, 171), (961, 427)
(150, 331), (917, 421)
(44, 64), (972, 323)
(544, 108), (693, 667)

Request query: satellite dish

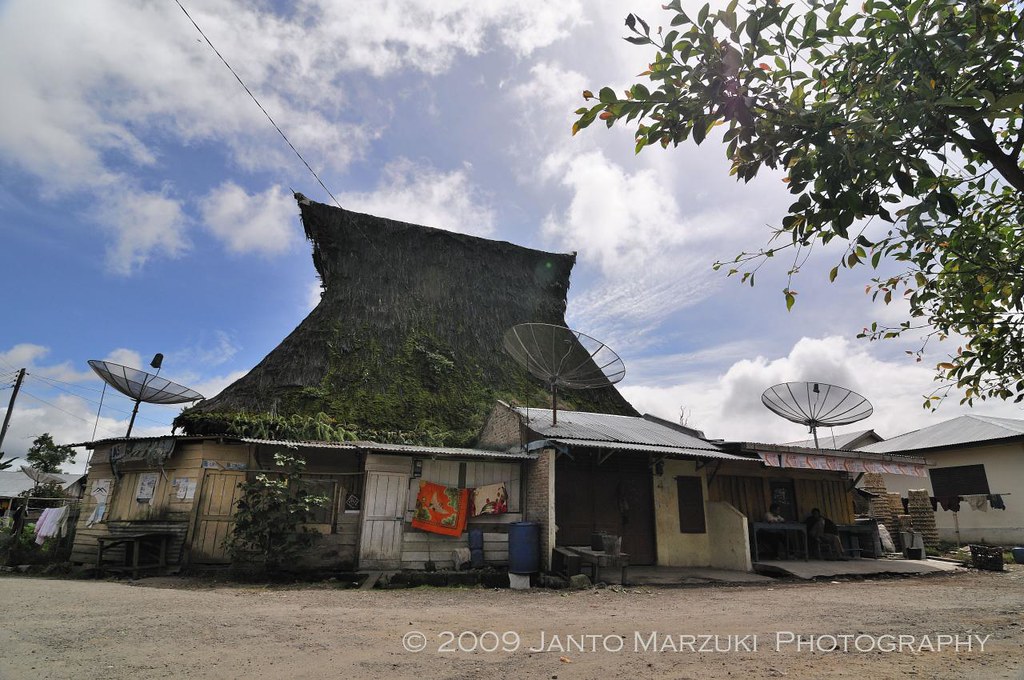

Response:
(502, 323), (625, 425)
(88, 356), (204, 437)
(761, 381), (873, 448)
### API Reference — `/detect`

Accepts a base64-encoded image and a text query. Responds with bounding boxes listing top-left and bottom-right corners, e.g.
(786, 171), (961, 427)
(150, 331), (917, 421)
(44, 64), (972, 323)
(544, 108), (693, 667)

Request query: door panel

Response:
(555, 453), (656, 564)
(192, 471), (245, 564)
(359, 471), (409, 569)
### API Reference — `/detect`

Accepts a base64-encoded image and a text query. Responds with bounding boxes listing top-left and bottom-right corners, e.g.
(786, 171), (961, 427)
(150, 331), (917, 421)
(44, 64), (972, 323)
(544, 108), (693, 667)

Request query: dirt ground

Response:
(2, 567), (1023, 680)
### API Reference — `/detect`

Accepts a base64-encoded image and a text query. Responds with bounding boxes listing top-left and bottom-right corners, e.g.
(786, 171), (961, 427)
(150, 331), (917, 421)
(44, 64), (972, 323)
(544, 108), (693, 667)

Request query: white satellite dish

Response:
(761, 381), (873, 448)
(502, 323), (625, 425)
(89, 354), (204, 437)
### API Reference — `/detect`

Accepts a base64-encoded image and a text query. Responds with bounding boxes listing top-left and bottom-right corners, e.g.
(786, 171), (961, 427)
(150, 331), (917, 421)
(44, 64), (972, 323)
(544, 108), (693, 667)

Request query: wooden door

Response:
(358, 471), (409, 570)
(191, 471), (245, 564)
(555, 453), (657, 564)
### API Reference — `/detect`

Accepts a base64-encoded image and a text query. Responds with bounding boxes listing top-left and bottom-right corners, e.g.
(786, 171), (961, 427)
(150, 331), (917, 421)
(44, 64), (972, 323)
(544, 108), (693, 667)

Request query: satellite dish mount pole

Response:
(550, 380), (558, 426)
(125, 354), (163, 439)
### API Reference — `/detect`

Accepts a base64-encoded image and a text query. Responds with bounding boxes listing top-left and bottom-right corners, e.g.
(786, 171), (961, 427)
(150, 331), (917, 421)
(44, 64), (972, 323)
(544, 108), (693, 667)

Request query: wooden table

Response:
(565, 546), (630, 585)
(96, 532), (174, 578)
(750, 522), (808, 561)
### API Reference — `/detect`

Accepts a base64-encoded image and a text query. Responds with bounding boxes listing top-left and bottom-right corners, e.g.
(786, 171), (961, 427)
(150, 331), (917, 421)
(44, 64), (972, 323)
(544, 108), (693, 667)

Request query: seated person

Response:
(763, 503), (786, 523)
(757, 503), (787, 559)
(805, 508), (846, 559)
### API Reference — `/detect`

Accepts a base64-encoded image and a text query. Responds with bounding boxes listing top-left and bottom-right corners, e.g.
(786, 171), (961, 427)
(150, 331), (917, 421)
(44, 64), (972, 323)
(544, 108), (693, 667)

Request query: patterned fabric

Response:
(411, 480), (469, 537)
(472, 482), (509, 516)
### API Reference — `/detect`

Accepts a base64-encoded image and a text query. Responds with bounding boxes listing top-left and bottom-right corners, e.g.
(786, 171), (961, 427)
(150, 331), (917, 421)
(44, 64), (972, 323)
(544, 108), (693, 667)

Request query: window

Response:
(299, 478), (337, 526)
(676, 476), (706, 533)
(929, 465), (990, 497)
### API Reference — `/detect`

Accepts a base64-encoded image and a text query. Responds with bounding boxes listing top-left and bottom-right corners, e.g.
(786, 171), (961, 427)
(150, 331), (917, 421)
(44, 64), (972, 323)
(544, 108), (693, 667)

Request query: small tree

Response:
(26, 433), (75, 473)
(572, 0), (1024, 406)
(0, 452), (17, 471)
(225, 453), (328, 575)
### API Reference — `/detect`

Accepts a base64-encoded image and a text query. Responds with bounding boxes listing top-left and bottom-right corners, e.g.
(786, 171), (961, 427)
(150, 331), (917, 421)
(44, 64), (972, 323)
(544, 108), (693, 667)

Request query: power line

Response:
(18, 389), (128, 439)
(172, 0), (343, 209)
(23, 374), (175, 428)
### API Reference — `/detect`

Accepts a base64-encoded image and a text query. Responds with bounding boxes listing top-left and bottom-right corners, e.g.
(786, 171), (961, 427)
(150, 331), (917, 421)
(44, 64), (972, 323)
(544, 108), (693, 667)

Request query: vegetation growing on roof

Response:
(175, 198), (637, 445)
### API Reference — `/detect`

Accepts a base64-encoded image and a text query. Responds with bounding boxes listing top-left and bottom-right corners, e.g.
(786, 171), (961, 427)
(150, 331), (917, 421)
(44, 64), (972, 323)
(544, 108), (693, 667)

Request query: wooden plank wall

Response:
(708, 471), (854, 524)
(398, 458), (521, 569)
(71, 441), (250, 567)
(400, 531), (509, 570)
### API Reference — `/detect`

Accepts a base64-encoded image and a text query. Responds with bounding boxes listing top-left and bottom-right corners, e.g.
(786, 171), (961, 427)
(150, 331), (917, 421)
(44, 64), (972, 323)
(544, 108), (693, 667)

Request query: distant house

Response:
(0, 467), (85, 517)
(479, 402), (927, 571)
(784, 429), (884, 451)
(860, 415), (1024, 545)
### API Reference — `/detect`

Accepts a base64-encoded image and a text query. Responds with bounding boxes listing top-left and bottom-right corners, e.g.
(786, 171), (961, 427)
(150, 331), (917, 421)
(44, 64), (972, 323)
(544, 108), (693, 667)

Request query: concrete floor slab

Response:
(753, 557), (961, 580)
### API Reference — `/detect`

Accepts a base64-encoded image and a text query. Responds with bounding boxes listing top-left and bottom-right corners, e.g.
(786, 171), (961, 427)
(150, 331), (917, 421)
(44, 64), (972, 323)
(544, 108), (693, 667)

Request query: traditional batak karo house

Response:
(71, 196), (636, 573)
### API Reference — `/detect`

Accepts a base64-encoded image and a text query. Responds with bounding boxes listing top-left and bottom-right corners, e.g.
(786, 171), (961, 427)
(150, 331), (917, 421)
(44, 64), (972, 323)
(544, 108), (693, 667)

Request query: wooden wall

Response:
(72, 440), (252, 567)
(707, 464), (855, 525)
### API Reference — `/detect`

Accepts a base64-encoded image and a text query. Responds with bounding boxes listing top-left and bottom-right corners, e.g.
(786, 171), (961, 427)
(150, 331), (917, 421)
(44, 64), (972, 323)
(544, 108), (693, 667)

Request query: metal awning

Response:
(543, 438), (756, 462)
(756, 450), (928, 477)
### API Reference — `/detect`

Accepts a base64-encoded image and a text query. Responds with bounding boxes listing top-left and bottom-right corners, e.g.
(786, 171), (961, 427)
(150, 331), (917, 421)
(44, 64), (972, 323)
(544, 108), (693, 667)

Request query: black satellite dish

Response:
(502, 323), (625, 425)
(88, 355), (204, 437)
(761, 381), (873, 448)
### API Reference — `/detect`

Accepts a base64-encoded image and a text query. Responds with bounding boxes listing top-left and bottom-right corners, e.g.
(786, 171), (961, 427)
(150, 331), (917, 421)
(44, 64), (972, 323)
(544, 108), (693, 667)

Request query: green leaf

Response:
(993, 92), (1024, 111)
(598, 87), (617, 104)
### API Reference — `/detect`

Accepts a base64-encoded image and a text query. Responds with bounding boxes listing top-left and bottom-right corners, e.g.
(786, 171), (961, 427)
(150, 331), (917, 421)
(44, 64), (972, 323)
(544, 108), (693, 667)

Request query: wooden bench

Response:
(565, 546), (630, 585)
(96, 532), (174, 578)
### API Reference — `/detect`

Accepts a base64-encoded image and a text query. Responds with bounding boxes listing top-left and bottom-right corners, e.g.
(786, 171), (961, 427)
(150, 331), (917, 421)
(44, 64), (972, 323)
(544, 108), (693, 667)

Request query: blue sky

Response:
(2, 0), (1021, 473)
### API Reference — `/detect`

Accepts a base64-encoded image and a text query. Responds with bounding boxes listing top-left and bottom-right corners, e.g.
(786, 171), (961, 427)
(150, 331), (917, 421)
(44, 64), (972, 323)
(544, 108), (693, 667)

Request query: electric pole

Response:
(0, 368), (26, 454)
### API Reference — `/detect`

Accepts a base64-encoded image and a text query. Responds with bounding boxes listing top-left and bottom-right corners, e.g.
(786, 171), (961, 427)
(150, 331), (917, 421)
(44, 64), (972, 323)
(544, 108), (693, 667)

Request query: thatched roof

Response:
(176, 196), (636, 445)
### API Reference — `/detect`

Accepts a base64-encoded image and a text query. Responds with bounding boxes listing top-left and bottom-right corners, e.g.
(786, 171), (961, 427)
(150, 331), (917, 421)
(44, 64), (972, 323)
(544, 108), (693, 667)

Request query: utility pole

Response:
(0, 368), (26, 454)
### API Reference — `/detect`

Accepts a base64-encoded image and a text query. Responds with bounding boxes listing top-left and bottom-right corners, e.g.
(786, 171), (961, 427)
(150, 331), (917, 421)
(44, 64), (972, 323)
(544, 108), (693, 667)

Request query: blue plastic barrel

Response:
(1012, 547), (1024, 564)
(468, 528), (484, 551)
(508, 521), (540, 574)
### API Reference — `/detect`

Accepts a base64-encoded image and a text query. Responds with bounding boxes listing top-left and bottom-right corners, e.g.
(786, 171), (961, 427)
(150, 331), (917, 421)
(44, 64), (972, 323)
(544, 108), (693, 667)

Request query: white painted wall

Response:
(877, 441), (1024, 546)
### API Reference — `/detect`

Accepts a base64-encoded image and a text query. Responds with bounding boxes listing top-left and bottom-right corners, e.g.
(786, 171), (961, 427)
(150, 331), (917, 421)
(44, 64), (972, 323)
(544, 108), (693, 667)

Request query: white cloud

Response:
(200, 183), (298, 256)
(304, 0), (584, 75)
(341, 159), (496, 236)
(103, 348), (144, 370)
(91, 186), (190, 274)
(306, 280), (324, 312)
(621, 336), (1024, 444)
(0, 344), (94, 383)
(0, 0), (584, 271)
(167, 331), (240, 370)
(187, 369), (249, 405)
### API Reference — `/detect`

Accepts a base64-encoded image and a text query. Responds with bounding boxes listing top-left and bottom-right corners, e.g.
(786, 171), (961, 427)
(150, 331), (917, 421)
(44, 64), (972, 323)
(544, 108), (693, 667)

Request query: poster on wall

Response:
(136, 472), (159, 503)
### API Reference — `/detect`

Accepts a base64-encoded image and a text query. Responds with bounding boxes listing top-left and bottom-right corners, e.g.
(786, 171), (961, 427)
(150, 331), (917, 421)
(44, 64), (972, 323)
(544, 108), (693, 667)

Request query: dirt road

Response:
(2, 568), (1022, 679)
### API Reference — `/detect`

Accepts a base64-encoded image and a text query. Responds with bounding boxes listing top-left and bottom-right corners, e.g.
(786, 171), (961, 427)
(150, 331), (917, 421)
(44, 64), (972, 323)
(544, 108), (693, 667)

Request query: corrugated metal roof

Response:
(75, 434), (531, 461)
(783, 429), (882, 450)
(545, 438), (755, 462)
(238, 438), (357, 450)
(860, 415), (1024, 454)
(357, 442), (535, 460)
(514, 407), (722, 451)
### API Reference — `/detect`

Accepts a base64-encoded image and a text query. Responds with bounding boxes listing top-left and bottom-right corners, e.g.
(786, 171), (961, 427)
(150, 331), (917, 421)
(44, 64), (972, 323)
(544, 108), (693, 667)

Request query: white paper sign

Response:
(136, 472), (159, 502)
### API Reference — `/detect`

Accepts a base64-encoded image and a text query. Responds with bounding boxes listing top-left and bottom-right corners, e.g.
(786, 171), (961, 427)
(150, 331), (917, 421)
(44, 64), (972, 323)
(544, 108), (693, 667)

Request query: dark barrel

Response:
(507, 521), (540, 574)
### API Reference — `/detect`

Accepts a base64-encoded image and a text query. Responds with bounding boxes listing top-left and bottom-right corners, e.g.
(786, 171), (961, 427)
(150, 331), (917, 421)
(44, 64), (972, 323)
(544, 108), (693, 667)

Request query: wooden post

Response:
(0, 368), (26, 454)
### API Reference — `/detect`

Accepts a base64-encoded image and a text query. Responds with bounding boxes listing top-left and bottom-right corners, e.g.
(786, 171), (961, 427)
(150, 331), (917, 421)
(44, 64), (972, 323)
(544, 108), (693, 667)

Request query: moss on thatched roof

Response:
(175, 196), (636, 445)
